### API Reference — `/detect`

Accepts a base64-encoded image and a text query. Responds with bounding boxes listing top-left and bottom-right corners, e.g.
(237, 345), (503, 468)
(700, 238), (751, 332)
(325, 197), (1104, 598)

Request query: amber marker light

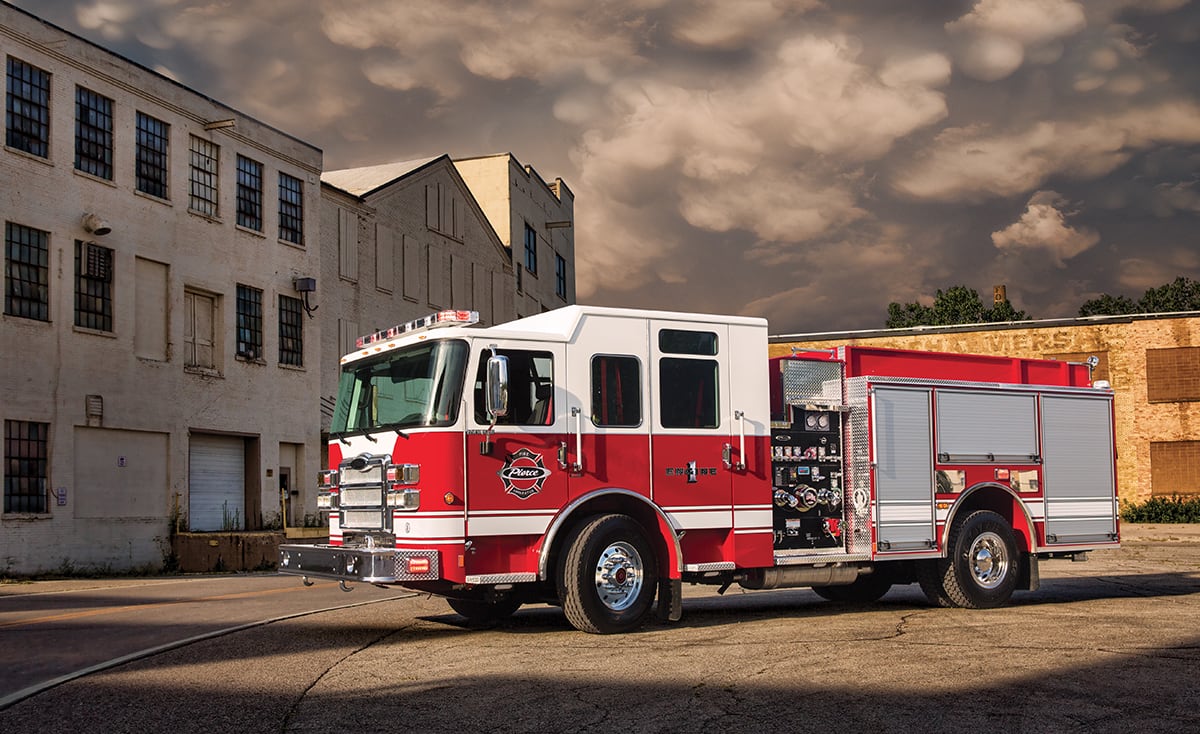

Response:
(444, 492), (457, 505)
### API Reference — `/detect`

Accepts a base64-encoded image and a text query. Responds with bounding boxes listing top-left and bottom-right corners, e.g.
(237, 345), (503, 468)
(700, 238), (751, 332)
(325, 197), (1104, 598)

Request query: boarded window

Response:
(472, 264), (490, 324)
(427, 245), (446, 308)
(135, 258), (168, 361)
(1146, 347), (1200, 403)
(338, 208), (357, 281)
(376, 224), (394, 293)
(425, 184), (439, 230)
(451, 253), (470, 308)
(402, 234), (420, 301)
(492, 270), (512, 323)
(1150, 441), (1200, 497)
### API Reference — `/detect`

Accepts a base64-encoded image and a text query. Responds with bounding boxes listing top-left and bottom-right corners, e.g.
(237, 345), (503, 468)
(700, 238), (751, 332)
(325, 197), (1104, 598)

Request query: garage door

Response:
(189, 434), (244, 531)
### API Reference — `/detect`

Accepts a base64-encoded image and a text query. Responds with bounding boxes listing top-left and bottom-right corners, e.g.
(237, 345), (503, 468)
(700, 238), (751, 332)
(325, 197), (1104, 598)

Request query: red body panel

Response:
(842, 345), (1092, 387)
(390, 432), (468, 583)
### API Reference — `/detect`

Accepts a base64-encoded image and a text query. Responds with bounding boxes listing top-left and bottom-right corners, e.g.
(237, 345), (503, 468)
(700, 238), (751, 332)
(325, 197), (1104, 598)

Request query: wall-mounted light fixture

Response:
(203, 119), (236, 131)
(294, 277), (318, 319)
(82, 213), (112, 236)
(545, 220), (572, 229)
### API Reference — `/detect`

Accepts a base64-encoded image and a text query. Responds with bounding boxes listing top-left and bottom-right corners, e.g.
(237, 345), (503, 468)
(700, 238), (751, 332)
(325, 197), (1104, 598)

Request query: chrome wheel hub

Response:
(969, 531), (1009, 589)
(594, 541), (644, 611)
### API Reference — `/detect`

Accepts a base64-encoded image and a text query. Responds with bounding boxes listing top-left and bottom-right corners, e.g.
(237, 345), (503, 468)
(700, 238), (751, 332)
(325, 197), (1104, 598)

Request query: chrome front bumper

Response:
(278, 543), (443, 583)
(278, 543), (398, 583)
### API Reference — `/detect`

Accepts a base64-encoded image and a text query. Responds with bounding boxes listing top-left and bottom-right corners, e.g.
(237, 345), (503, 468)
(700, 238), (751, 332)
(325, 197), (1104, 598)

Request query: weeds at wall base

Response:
(1121, 496), (1200, 523)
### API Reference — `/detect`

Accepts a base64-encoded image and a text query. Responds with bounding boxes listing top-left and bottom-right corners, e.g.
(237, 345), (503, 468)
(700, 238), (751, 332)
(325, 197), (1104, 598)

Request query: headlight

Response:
(387, 489), (420, 510)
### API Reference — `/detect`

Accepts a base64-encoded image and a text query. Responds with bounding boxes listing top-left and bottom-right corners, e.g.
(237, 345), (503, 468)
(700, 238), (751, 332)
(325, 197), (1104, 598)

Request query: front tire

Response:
(557, 514), (658, 634)
(924, 510), (1019, 609)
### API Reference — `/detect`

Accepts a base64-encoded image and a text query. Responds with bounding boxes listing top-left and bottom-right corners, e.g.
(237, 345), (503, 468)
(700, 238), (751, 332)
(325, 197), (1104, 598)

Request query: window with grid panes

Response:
(74, 240), (113, 331)
(189, 136), (219, 217)
(236, 284), (263, 360)
(6, 57), (50, 157)
(236, 155), (263, 231)
(524, 223), (538, 275)
(4, 420), (48, 514)
(75, 87), (113, 179)
(278, 172), (303, 244)
(135, 112), (169, 198)
(4, 222), (49, 321)
(279, 294), (303, 366)
(555, 254), (567, 299)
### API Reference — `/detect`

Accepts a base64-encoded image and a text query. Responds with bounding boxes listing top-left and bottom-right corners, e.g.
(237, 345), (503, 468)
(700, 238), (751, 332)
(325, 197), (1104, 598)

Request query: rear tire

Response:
(917, 560), (954, 607)
(923, 510), (1019, 609)
(447, 597), (521, 625)
(557, 514), (658, 634)
(811, 572), (892, 602)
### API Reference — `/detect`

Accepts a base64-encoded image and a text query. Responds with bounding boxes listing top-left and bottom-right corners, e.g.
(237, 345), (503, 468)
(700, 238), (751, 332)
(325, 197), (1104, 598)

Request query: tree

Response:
(885, 285), (1029, 328)
(931, 285), (986, 325)
(1079, 293), (1137, 317)
(1078, 277), (1200, 317)
(983, 298), (1029, 322)
(886, 301), (934, 328)
(1138, 276), (1200, 313)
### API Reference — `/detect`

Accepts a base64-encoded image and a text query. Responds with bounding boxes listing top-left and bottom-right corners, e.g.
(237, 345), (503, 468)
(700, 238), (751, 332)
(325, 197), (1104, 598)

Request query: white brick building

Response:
(1, 3), (323, 573)
(1, 4), (578, 575)
(454, 153), (576, 317)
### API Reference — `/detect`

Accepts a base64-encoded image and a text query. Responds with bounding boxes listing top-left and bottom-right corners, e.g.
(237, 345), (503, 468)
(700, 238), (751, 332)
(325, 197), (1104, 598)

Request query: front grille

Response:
(342, 510), (384, 529)
(341, 463), (384, 486)
(340, 487), (382, 507)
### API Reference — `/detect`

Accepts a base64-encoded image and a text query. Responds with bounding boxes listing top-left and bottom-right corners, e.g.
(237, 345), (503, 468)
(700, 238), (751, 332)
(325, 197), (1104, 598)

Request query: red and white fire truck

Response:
(279, 306), (1119, 633)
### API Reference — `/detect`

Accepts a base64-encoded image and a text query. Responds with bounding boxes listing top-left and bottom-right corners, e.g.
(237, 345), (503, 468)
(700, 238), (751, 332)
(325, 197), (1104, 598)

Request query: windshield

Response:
(331, 340), (469, 434)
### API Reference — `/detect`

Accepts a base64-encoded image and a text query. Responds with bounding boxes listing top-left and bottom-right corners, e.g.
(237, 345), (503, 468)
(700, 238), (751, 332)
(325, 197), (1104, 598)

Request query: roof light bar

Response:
(356, 310), (479, 348)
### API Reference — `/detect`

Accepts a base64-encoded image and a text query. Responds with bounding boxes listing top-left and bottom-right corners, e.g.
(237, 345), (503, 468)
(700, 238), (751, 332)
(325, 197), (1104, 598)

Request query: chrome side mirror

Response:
(486, 354), (510, 419)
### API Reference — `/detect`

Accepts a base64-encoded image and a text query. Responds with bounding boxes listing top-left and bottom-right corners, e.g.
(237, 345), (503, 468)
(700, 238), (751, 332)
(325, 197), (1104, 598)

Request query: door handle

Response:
(732, 410), (746, 471)
(569, 406), (583, 474)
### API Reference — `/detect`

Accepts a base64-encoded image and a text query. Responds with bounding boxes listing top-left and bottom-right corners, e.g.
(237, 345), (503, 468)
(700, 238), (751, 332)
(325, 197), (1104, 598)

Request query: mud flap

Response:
(1017, 552), (1040, 591)
(657, 577), (683, 622)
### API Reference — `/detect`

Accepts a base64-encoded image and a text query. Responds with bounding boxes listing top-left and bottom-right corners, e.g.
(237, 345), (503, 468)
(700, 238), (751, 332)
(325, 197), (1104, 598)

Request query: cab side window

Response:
(659, 358), (719, 429)
(658, 329), (719, 429)
(474, 349), (554, 425)
(591, 355), (641, 427)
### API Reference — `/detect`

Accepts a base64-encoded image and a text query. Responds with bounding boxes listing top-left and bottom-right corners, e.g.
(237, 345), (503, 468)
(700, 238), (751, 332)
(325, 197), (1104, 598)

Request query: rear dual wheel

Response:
(919, 510), (1018, 609)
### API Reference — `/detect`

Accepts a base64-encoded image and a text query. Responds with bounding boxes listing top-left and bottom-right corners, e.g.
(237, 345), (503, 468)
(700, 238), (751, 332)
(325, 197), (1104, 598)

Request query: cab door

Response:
(464, 342), (567, 570)
(649, 322), (734, 564)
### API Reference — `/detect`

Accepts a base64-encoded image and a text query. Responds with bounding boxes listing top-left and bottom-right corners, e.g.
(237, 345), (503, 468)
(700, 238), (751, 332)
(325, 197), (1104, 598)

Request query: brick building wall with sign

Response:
(770, 312), (1200, 504)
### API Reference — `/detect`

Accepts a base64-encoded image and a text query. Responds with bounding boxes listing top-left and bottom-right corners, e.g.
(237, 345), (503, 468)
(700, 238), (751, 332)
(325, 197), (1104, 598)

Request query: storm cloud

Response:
(16, 0), (1200, 332)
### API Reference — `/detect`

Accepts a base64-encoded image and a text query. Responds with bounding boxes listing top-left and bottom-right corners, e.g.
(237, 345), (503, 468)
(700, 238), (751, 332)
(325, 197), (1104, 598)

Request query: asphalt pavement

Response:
(1, 524), (1197, 732)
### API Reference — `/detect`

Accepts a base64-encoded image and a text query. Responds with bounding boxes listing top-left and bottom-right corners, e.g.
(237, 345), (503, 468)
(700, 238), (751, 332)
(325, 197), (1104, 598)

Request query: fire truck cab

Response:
(279, 306), (1119, 633)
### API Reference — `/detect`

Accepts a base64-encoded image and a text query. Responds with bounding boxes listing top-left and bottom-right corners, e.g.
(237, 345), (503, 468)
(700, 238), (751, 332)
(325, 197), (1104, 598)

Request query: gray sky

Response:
(15, 0), (1200, 332)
